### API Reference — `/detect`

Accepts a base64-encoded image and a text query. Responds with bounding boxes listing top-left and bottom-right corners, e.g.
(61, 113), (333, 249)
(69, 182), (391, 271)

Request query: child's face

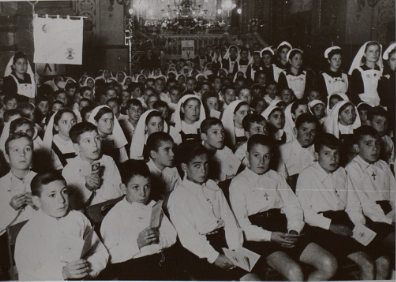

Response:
(148, 96), (158, 109)
(257, 73), (266, 85)
(79, 100), (90, 111)
(146, 116), (164, 136)
(5, 98), (17, 110)
(206, 97), (219, 111)
(239, 89), (252, 104)
(307, 91), (321, 102)
(154, 80), (164, 93)
(200, 84), (211, 95)
(233, 105), (249, 128)
(213, 78), (222, 91)
(292, 104), (308, 120)
(152, 140), (175, 168)
(74, 130), (102, 162)
(388, 52), (396, 71)
(97, 112), (114, 135)
(266, 84), (278, 97)
(106, 90), (117, 101)
(294, 122), (318, 148)
(235, 78), (245, 90)
(87, 79), (95, 89)
(312, 103), (325, 119)
(55, 112), (76, 139)
(281, 90), (293, 104)
(358, 135), (381, 163)
(56, 93), (68, 106)
(241, 50), (248, 60)
(202, 124), (225, 150)
(289, 53), (303, 69)
(316, 145), (340, 173)
(170, 90), (181, 103)
(73, 92), (82, 104)
(21, 109), (35, 122)
(358, 109), (369, 125)
(262, 54), (272, 66)
(268, 110), (285, 129)
(253, 54), (261, 64)
(368, 115), (388, 136)
(107, 101), (120, 116)
(177, 76), (186, 85)
(182, 99), (200, 123)
(122, 91), (131, 103)
(146, 79), (154, 88)
(186, 79), (196, 91)
(247, 143), (271, 175)
(123, 175), (151, 205)
(329, 97), (341, 109)
(338, 105), (356, 126)
(247, 121), (268, 137)
(52, 102), (64, 112)
(182, 153), (209, 184)
(158, 106), (169, 120)
(37, 101), (49, 116)
(127, 105), (143, 122)
(364, 44), (380, 63)
(67, 87), (76, 96)
(255, 100), (267, 114)
(84, 110), (92, 122)
(224, 89), (236, 105)
(6, 137), (32, 170)
(82, 90), (93, 101)
(14, 124), (34, 137)
(279, 47), (290, 61)
(34, 180), (69, 219)
(328, 54), (342, 70)
(132, 87), (142, 98)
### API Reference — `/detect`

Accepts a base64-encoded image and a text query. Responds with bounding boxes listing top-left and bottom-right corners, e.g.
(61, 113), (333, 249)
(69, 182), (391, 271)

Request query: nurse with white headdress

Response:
(3, 52), (36, 102)
(221, 45), (240, 74)
(349, 41), (383, 106)
(274, 41), (292, 69)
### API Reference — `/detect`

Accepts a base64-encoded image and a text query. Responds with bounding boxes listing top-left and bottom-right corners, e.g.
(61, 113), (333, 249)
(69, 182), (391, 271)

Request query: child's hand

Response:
(62, 259), (90, 280)
(137, 227), (160, 248)
(329, 223), (352, 237)
(10, 193), (27, 210)
(271, 232), (297, 247)
(85, 174), (101, 191)
(214, 254), (235, 270)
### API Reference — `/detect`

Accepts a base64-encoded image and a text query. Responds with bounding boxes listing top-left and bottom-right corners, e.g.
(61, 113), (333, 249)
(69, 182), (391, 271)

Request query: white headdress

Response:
(261, 47), (275, 57)
(4, 54), (36, 97)
(221, 100), (247, 147)
(261, 104), (281, 120)
(223, 45), (240, 61)
(286, 48), (303, 62)
(348, 41), (383, 75)
(323, 100), (361, 138)
(326, 93), (349, 115)
(277, 41), (293, 51)
(324, 46), (341, 59)
(383, 43), (396, 60)
(173, 94), (206, 135)
(308, 100), (326, 115)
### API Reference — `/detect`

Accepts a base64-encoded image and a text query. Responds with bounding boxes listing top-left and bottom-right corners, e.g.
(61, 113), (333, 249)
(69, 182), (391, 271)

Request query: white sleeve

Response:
(96, 157), (124, 201)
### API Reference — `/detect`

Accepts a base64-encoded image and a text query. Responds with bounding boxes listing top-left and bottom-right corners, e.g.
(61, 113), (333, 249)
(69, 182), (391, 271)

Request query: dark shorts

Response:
(244, 209), (311, 262)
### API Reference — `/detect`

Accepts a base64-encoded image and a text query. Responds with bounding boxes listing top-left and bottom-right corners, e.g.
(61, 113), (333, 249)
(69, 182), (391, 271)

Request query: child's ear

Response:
(120, 183), (127, 194)
(32, 195), (41, 209)
(245, 152), (250, 166)
(314, 151), (319, 160)
(291, 113), (296, 120)
(150, 150), (157, 160)
(73, 143), (80, 154)
(293, 127), (298, 137)
(4, 153), (10, 165)
(54, 124), (59, 132)
(352, 144), (360, 153)
(181, 163), (188, 173)
(245, 131), (250, 138)
(201, 132), (207, 142)
(180, 106), (185, 114)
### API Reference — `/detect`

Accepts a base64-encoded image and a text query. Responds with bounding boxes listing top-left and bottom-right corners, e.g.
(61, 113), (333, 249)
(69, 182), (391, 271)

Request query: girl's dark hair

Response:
(175, 142), (208, 177)
(80, 105), (95, 122)
(94, 106), (112, 121)
(362, 41), (381, 64)
(288, 49), (303, 62)
(146, 110), (162, 125)
(13, 52), (28, 65)
(327, 49), (342, 60)
(54, 109), (76, 129)
(234, 101), (249, 113)
(338, 102), (355, 115)
(291, 99), (308, 114)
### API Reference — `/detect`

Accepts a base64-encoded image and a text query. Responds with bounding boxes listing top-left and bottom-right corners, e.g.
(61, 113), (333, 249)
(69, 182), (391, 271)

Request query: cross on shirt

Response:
(263, 193), (269, 200)
(371, 172), (376, 180)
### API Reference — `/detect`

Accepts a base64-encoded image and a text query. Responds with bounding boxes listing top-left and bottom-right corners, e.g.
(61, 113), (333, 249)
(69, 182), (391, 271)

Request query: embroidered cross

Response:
(371, 172), (376, 180)
(263, 193), (269, 200)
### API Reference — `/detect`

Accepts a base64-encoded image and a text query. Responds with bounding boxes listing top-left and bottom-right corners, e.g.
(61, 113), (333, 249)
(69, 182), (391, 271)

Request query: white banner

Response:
(181, 40), (194, 60)
(33, 15), (83, 65)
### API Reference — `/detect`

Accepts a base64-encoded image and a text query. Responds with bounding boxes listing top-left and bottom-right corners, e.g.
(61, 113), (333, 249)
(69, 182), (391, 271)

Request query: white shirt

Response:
(346, 155), (395, 224)
(62, 155), (123, 210)
(147, 159), (181, 194)
(381, 135), (395, 165)
(119, 118), (136, 144)
(210, 145), (241, 182)
(101, 198), (177, 264)
(277, 139), (316, 178)
(0, 171), (37, 235)
(52, 134), (77, 170)
(160, 92), (171, 104)
(15, 210), (108, 281)
(264, 94), (281, 105)
(296, 162), (365, 230)
(234, 142), (248, 167)
(229, 168), (304, 242)
(168, 178), (243, 263)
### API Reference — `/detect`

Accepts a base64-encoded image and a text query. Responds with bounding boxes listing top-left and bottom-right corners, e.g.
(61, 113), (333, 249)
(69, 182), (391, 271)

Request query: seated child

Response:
(323, 100), (361, 143)
(53, 90), (69, 107)
(263, 82), (281, 105)
(235, 113), (268, 166)
(168, 142), (260, 281)
(357, 102), (373, 126)
(277, 113), (319, 191)
(283, 99), (308, 142)
(107, 97), (128, 122)
(168, 86), (181, 122)
(251, 97), (267, 115)
(0, 95), (18, 122)
(146, 131), (180, 197)
(221, 85), (237, 110)
(308, 99), (326, 123)
(50, 100), (65, 114)
(80, 86), (94, 102)
(15, 171), (108, 281)
(346, 126), (395, 250)
(35, 96), (50, 127)
(230, 134), (337, 281)
(10, 117), (43, 154)
(0, 109), (21, 155)
(305, 88), (323, 102)
(202, 91), (220, 119)
(262, 104), (290, 144)
(119, 98), (143, 144)
(237, 87), (253, 106)
(153, 100), (171, 126)
(62, 122), (123, 210)
(366, 107), (394, 166)
(297, 133), (391, 280)
(100, 160), (182, 280)
(326, 93), (349, 116)
(18, 102), (43, 138)
(169, 94), (206, 145)
(280, 88), (295, 106)
(201, 118), (241, 182)
(221, 100), (250, 149)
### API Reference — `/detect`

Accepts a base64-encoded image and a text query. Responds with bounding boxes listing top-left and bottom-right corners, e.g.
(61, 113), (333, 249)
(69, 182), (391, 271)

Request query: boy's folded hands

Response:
(62, 259), (91, 280)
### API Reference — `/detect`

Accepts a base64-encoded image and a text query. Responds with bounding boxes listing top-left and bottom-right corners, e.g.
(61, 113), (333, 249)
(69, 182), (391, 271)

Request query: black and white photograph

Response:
(0, 0), (394, 281)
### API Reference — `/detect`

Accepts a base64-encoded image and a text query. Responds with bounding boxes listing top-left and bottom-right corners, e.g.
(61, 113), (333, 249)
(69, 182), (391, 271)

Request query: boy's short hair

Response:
(53, 90), (66, 99)
(119, 159), (150, 185)
(295, 113), (319, 129)
(5, 133), (33, 155)
(169, 86), (180, 93)
(80, 105), (95, 122)
(367, 106), (388, 121)
(79, 98), (92, 106)
(176, 142), (208, 168)
(3, 109), (21, 122)
(247, 134), (274, 153)
(200, 118), (223, 134)
(128, 82), (144, 93)
(80, 86), (93, 94)
(65, 82), (77, 91)
(106, 97), (121, 106)
(357, 103), (372, 112)
(146, 132), (174, 155)
(31, 170), (66, 197)
(126, 98), (143, 108)
(242, 113), (265, 132)
(153, 100), (168, 110)
(69, 122), (98, 143)
(222, 85), (236, 94)
(314, 133), (340, 153)
(4, 94), (17, 104)
(353, 125), (381, 144)
(10, 117), (34, 134)
(17, 102), (35, 112)
(291, 99), (308, 114)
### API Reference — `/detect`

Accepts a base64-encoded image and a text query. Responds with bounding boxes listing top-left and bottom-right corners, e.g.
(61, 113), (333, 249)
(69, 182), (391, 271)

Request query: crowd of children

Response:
(0, 39), (394, 281)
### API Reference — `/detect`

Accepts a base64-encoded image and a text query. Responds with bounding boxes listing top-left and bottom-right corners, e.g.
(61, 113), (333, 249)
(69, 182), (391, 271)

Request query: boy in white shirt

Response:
(346, 126), (395, 251)
(234, 113), (268, 167)
(230, 134), (337, 281)
(119, 98), (143, 144)
(168, 142), (260, 281)
(277, 113), (319, 191)
(201, 118), (241, 182)
(297, 133), (391, 280)
(15, 171), (108, 281)
(62, 122), (123, 210)
(101, 160), (183, 280)
(0, 133), (37, 278)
